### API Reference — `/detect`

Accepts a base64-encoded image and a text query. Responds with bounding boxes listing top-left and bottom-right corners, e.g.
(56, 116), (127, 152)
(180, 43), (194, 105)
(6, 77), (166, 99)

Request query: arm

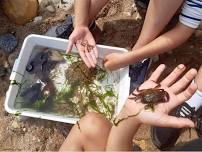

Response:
(104, 22), (195, 70)
(67, 0), (108, 68)
(129, 22), (195, 63)
(74, 0), (91, 28)
(106, 64), (197, 151)
(133, 0), (184, 50)
(74, 0), (109, 27)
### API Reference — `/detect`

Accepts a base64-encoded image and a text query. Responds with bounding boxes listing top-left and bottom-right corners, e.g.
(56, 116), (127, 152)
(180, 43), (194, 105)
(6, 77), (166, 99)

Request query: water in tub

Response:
(14, 47), (120, 120)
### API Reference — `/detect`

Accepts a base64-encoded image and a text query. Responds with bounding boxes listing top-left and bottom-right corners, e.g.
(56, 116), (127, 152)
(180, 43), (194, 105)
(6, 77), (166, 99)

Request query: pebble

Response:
(57, 0), (74, 12)
(133, 139), (147, 150)
(135, 13), (142, 20)
(46, 5), (56, 13)
(33, 16), (43, 24)
(0, 34), (17, 54)
(22, 128), (27, 132)
(38, 0), (58, 13)
(123, 11), (132, 17)
(11, 120), (20, 129)
(38, 0), (74, 14)
(132, 3), (138, 12)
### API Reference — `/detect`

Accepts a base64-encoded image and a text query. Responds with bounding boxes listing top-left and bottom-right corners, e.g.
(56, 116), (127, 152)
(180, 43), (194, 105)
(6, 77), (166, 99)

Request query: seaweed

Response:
(54, 54), (117, 121)
(15, 51), (118, 123)
(33, 96), (47, 110)
(14, 111), (21, 116)
(55, 81), (80, 103)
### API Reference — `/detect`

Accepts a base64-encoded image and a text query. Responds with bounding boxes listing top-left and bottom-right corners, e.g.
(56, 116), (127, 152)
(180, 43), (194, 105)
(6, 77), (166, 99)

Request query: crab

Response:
(80, 41), (94, 52)
(129, 84), (170, 111)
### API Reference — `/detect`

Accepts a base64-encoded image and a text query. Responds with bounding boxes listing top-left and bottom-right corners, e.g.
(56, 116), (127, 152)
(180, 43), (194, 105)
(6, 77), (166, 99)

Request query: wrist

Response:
(120, 52), (135, 68)
(116, 100), (143, 126)
(124, 51), (138, 65)
(74, 24), (89, 29)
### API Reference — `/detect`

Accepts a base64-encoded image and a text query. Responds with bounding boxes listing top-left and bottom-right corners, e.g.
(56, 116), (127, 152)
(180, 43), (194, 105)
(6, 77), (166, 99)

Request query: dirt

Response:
(0, 0), (202, 151)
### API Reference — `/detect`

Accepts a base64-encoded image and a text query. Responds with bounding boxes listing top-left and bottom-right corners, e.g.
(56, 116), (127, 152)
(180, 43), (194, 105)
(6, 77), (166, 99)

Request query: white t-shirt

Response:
(179, 0), (202, 28)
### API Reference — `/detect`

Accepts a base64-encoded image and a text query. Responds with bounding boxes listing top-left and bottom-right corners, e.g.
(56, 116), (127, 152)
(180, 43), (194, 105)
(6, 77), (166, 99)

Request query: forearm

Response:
(74, 0), (91, 27)
(128, 23), (195, 64)
(134, 0), (184, 49)
(106, 106), (142, 151)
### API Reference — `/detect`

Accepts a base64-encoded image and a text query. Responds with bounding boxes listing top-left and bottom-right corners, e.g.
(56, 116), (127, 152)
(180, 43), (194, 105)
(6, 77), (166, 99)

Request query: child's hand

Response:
(104, 52), (130, 71)
(66, 26), (98, 68)
(122, 64), (197, 128)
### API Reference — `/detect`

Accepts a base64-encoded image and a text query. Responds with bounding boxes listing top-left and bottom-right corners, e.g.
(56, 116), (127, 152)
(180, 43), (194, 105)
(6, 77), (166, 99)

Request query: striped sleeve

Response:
(179, 0), (202, 29)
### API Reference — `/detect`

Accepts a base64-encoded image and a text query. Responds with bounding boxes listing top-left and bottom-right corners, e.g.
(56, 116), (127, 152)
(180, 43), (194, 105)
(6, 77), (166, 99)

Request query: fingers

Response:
(93, 47), (98, 58)
(161, 116), (195, 128)
(87, 45), (98, 67)
(170, 68), (197, 94)
(78, 39), (97, 68)
(85, 52), (96, 68)
(90, 50), (97, 65)
(77, 44), (97, 68)
(148, 64), (166, 82)
(103, 55), (109, 67)
(76, 44), (92, 68)
(88, 36), (98, 66)
(175, 82), (197, 106)
(103, 54), (109, 63)
(66, 39), (74, 53)
(161, 64), (186, 87)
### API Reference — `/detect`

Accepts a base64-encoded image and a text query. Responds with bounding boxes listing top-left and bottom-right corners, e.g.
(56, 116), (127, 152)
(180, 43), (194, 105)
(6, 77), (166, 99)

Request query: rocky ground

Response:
(0, 0), (202, 151)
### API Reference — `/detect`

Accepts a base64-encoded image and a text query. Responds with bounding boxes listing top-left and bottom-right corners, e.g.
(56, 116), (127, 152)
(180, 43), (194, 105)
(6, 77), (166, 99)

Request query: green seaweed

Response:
(55, 81), (80, 103)
(16, 52), (118, 122)
(61, 54), (117, 120)
(14, 111), (21, 116)
(33, 96), (48, 111)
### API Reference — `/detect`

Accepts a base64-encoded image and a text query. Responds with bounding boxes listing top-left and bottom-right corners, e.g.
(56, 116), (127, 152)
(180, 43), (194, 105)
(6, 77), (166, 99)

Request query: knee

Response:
(79, 112), (112, 140)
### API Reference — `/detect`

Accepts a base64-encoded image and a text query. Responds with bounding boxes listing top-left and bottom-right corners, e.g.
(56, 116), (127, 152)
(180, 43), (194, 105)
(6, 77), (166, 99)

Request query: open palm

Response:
(125, 64), (197, 128)
(66, 27), (98, 68)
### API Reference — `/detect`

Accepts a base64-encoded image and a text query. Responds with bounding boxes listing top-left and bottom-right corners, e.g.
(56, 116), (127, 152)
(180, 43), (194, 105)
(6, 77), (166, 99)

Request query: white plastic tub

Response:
(5, 34), (130, 124)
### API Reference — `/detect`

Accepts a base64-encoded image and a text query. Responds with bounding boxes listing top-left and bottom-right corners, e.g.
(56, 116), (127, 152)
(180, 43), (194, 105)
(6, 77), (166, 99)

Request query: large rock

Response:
(2, 0), (38, 25)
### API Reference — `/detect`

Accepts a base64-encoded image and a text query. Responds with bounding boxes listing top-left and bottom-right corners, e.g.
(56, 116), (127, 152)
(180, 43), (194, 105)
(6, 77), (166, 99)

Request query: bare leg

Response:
(59, 112), (112, 151)
(88, 0), (109, 23)
(133, 0), (184, 50)
(74, 0), (108, 27)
